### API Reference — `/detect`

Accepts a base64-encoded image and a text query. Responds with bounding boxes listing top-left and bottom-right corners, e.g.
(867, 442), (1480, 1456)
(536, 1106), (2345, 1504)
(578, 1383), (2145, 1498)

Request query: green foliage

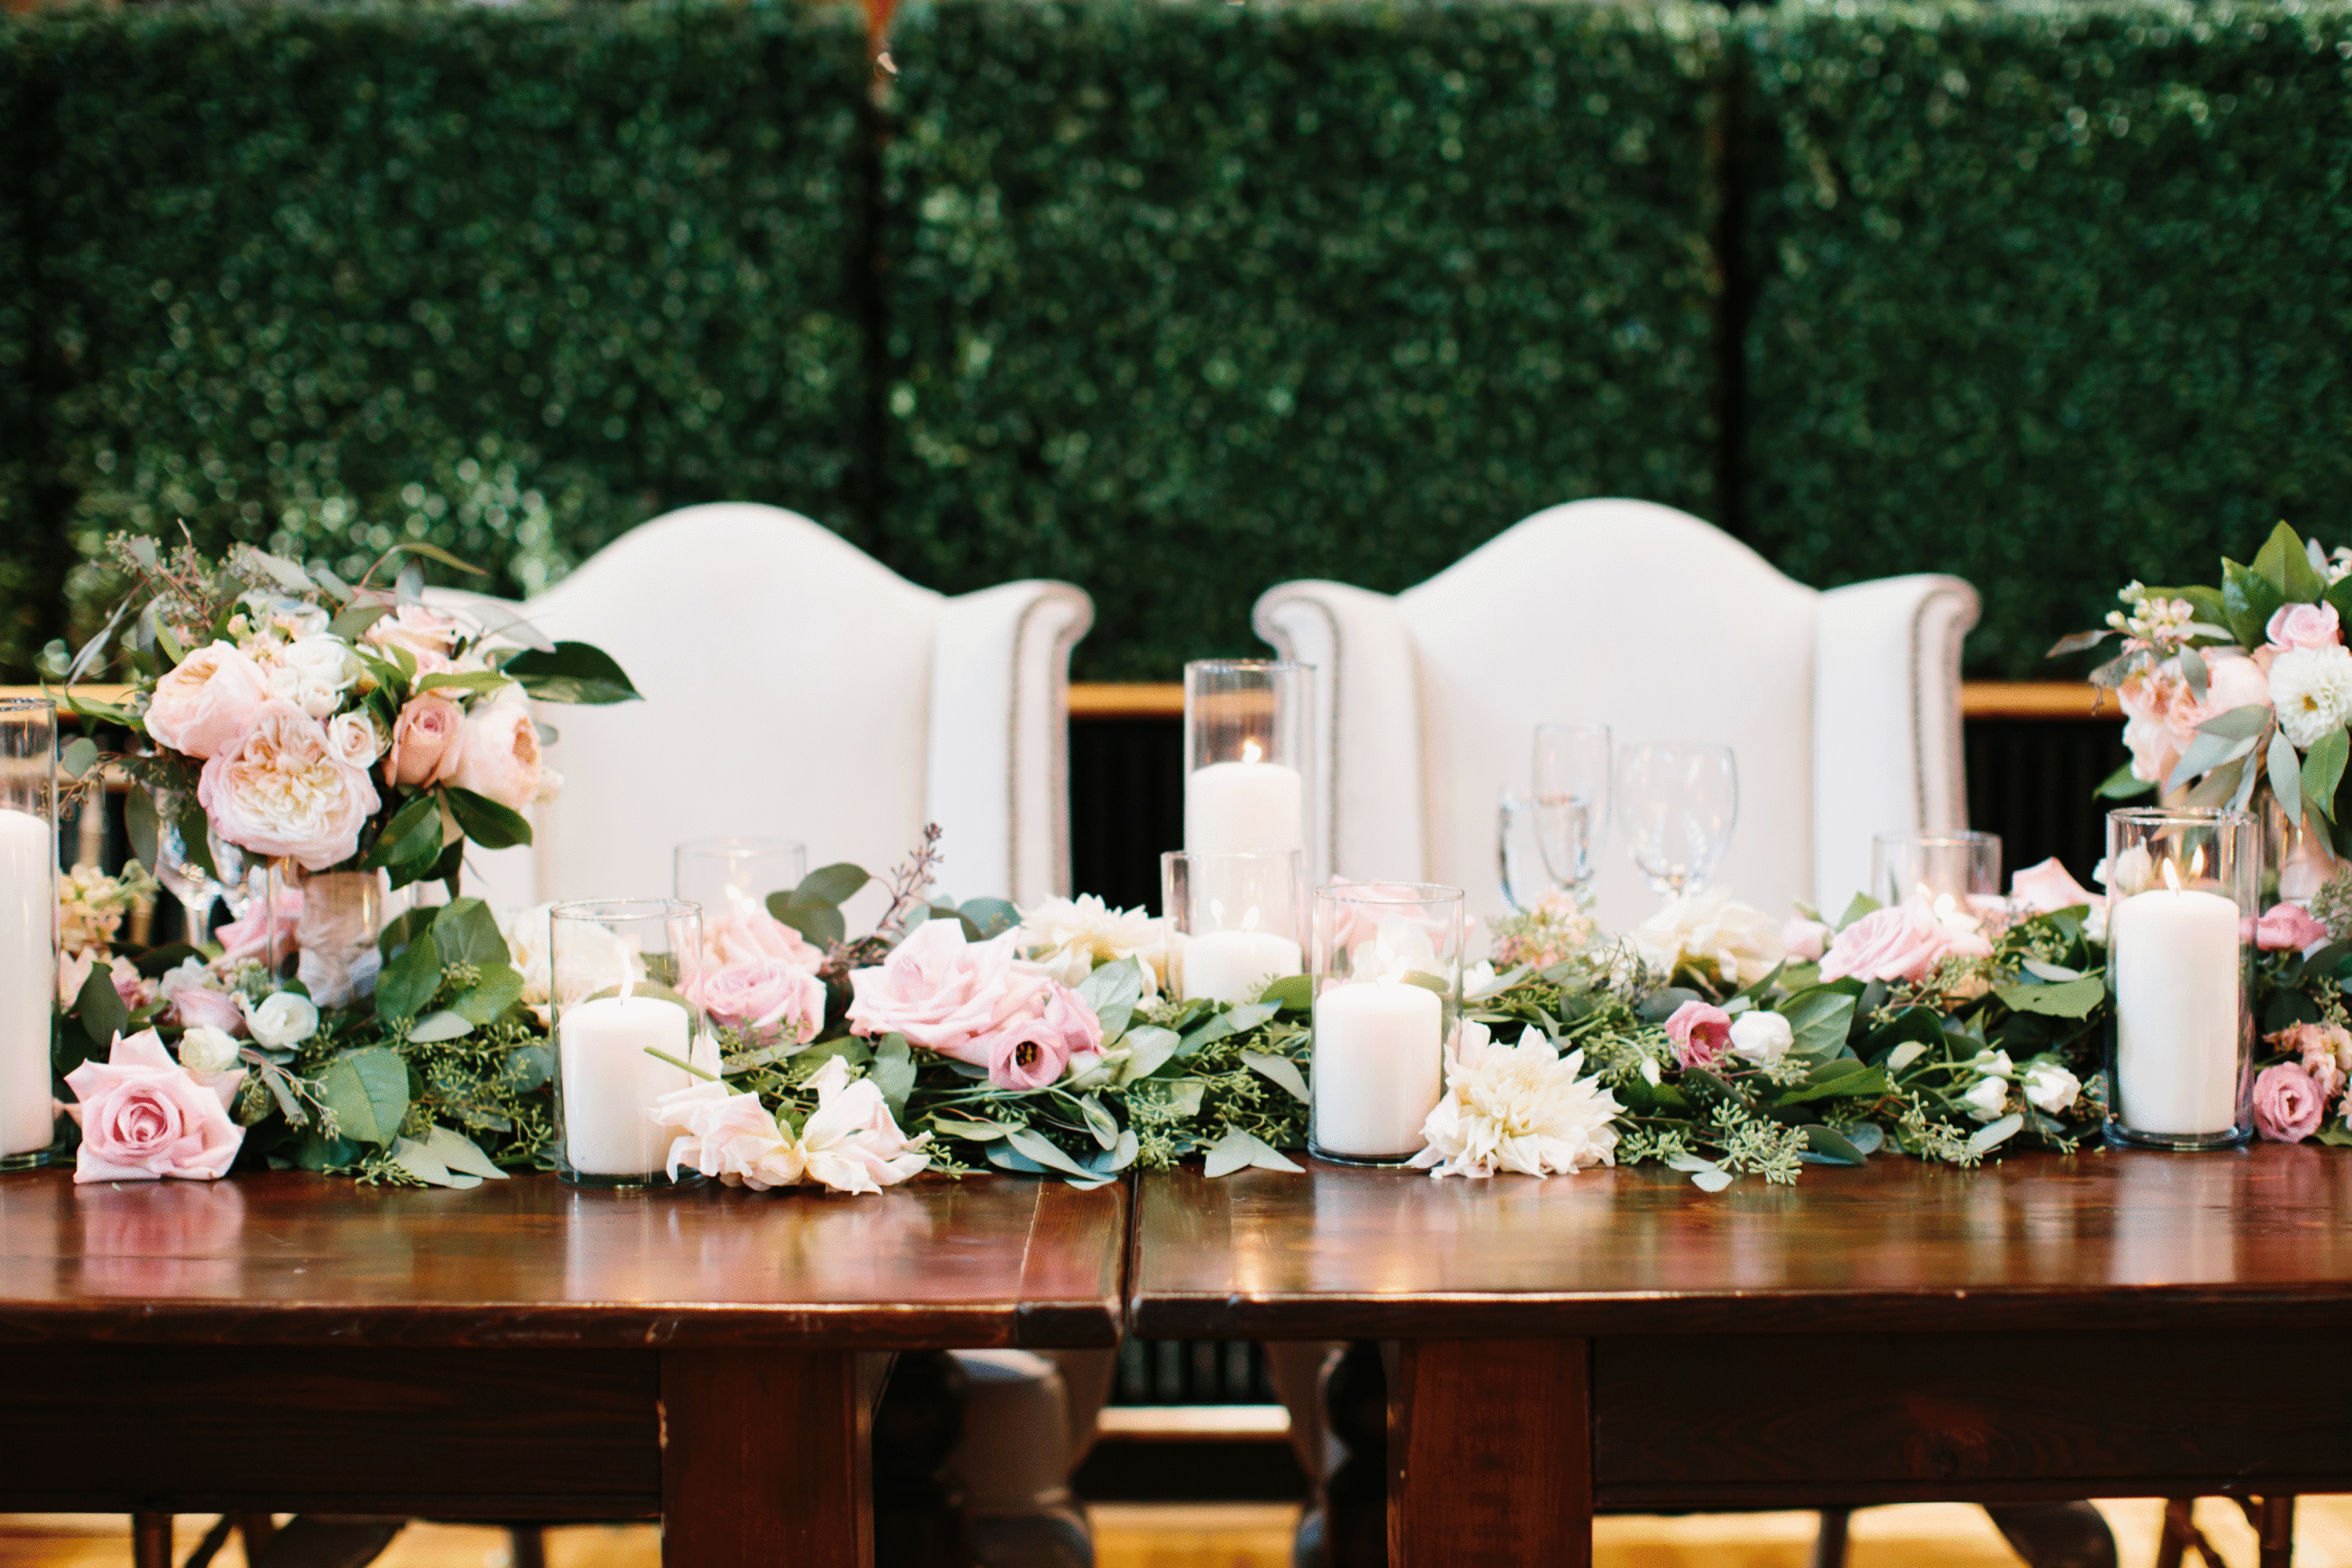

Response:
(880, 0), (1724, 677)
(1744, 0), (2352, 678)
(15, 0), (869, 655)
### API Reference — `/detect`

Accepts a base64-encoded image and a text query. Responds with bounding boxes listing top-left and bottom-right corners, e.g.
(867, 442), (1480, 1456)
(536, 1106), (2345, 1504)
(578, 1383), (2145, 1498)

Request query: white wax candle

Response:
(1185, 758), (1305, 855)
(558, 993), (694, 1176)
(0, 807), (53, 1159)
(1312, 979), (1443, 1160)
(1180, 928), (1304, 1006)
(2111, 884), (2241, 1134)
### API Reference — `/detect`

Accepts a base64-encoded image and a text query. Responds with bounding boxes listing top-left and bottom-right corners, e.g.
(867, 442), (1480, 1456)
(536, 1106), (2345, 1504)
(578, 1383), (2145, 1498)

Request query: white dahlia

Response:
(2270, 644), (2352, 748)
(1631, 888), (1786, 989)
(1410, 1023), (1622, 1180)
(1015, 895), (1164, 996)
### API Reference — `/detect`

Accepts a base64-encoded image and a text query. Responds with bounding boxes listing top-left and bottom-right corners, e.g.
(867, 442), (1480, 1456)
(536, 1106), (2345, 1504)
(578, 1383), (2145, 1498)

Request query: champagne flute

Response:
(1531, 723), (1610, 893)
(1615, 742), (1738, 896)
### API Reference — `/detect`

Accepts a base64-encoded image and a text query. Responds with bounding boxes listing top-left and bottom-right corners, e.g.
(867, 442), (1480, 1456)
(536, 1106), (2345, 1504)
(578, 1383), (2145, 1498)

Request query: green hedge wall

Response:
(880, 0), (1725, 677)
(0, 31), (39, 675)
(1744, 1), (2352, 678)
(23, 0), (869, 644)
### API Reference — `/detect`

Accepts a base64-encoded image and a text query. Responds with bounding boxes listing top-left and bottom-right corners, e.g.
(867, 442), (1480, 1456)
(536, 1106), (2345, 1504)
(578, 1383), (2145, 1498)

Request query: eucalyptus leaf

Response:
(1117, 1025), (1182, 1083)
(1885, 1041), (1931, 1073)
(1261, 973), (1312, 1011)
(1202, 1125), (1303, 1178)
(1779, 987), (1857, 1060)
(1092, 1131), (1142, 1174)
(450, 964), (524, 1025)
(362, 792), (442, 873)
(390, 1134), (481, 1189)
(2096, 760), (2156, 800)
(958, 897), (1021, 939)
(1076, 956), (1146, 1019)
(793, 862), (871, 908)
(2020, 959), (2083, 982)
(387, 540), (489, 577)
(1964, 1112), (2024, 1159)
(1993, 976), (2106, 1018)
(175, 797), (219, 881)
(317, 1047), (411, 1145)
(870, 1034), (915, 1115)
(408, 1010), (477, 1043)
(60, 735), (98, 779)
(2223, 558), (2286, 648)
(1690, 1168), (1735, 1193)
(2269, 725), (2307, 826)
(2307, 728), (2350, 822)
(1005, 1126), (1100, 1180)
(1801, 1124), (1869, 1165)
(1240, 1050), (1311, 1104)
(1078, 1094), (1120, 1149)
(985, 1142), (1050, 1174)
(2178, 643), (2209, 702)
(328, 602), (394, 641)
(931, 1112), (1012, 1141)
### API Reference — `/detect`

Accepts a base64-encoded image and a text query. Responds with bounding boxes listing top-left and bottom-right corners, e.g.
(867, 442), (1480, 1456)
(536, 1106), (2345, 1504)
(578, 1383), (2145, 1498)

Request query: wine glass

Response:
(1531, 723), (1610, 893)
(1615, 742), (1738, 895)
(1497, 793), (1575, 913)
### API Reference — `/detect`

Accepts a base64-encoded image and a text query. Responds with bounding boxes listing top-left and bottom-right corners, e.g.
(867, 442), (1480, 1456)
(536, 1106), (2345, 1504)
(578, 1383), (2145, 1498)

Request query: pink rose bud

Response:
(2267, 601), (2343, 652)
(2252, 903), (2330, 953)
(386, 692), (466, 789)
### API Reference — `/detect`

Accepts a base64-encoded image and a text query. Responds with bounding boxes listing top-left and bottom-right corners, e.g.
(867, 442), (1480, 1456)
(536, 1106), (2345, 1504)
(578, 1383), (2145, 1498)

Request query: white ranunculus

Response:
(325, 710), (384, 769)
(264, 635), (361, 720)
(176, 1023), (244, 1076)
(504, 901), (642, 1011)
(1016, 895), (1164, 997)
(2020, 1058), (2082, 1114)
(2270, 644), (2352, 749)
(241, 989), (320, 1050)
(1962, 1075), (2011, 1121)
(1631, 889), (1787, 989)
(1410, 1025), (1621, 1180)
(1729, 1010), (1795, 1066)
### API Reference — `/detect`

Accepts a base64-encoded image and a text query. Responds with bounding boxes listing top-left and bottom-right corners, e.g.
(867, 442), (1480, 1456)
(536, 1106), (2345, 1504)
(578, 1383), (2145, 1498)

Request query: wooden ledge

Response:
(1065, 681), (2108, 722)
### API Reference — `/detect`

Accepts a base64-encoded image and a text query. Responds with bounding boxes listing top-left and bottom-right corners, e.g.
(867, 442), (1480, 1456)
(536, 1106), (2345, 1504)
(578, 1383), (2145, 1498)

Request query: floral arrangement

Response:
(2055, 519), (2352, 898)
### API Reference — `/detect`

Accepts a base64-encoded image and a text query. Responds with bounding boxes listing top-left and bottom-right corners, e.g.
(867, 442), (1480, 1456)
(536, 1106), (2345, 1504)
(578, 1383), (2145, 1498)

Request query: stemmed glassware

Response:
(1496, 793), (1574, 913)
(1615, 742), (1738, 895)
(150, 788), (249, 944)
(1530, 724), (1610, 895)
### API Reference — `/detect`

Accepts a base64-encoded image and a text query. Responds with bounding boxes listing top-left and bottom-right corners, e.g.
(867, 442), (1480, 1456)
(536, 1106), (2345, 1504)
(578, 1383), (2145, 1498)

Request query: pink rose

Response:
(2116, 651), (2273, 787)
(168, 984), (247, 1036)
(695, 956), (826, 1044)
(2252, 903), (2329, 952)
(214, 884), (303, 965)
(2253, 1060), (2328, 1143)
(2009, 857), (2102, 915)
(1818, 895), (1994, 985)
(112, 966), (156, 1011)
(198, 701), (380, 871)
(2268, 601), (2343, 652)
(143, 642), (271, 760)
(64, 1028), (246, 1182)
(705, 907), (826, 970)
(448, 700), (543, 811)
(385, 693), (466, 789)
(969, 987), (1102, 1091)
(846, 919), (1052, 1057)
(1664, 1000), (1733, 1071)
(1780, 917), (1831, 963)
(364, 603), (463, 661)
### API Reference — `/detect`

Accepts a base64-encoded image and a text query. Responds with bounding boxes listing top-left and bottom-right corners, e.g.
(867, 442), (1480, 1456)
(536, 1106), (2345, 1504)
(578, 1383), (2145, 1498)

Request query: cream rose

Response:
(325, 710), (384, 769)
(448, 700), (543, 811)
(263, 635), (361, 720)
(143, 642), (271, 760)
(385, 694), (465, 789)
(197, 700), (381, 871)
(364, 603), (464, 661)
(1632, 890), (1786, 989)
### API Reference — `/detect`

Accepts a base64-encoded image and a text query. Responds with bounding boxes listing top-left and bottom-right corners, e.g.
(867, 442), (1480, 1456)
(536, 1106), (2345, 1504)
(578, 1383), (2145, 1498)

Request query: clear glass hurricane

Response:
(1616, 742), (1738, 896)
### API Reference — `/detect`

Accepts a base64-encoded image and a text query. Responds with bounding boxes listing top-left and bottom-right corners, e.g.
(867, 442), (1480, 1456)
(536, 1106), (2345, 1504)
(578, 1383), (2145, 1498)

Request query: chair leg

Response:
(132, 1513), (172, 1568)
(238, 1513), (281, 1556)
(508, 1526), (550, 1568)
(2258, 1495), (2296, 1568)
(1984, 1502), (2118, 1568)
(1811, 1508), (1852, 1568)
(2156, 1499), (2227, 1568)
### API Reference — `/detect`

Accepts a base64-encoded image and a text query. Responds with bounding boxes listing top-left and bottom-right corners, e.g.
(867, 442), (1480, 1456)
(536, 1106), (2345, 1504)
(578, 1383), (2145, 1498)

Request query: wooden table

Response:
(0, 1168), (1124, 1566)
(1129, 1146), (2352, 1566)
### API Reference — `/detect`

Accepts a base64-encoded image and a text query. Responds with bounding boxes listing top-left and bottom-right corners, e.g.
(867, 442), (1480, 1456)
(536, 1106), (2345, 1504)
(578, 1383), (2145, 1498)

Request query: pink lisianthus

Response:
(64, 1028), (246, 1182)
(705, 906), (826, 970)
(846, 919), (1052, 1056)
(2251, 902), (2330, 953)
(2268, 601), (2344, 652)
(143, 641), (271, 760)
(1818, 895), (1994, 985)
(214, 884), (303, 965)
(1664, 1000), (1733, 1071)
(197, 700), (380, 870)
(2009, 857), (2102, 915)
(447, 699), (543, 811)
(2252, 1060), (2329, 1143)
(695, 956), (826, 1044)
(966, 983), (1106, 1091)
(2116, 650), (2273, 787)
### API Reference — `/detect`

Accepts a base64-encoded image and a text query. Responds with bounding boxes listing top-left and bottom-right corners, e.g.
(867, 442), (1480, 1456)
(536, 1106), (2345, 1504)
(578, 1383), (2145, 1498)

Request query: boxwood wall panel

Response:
(27, 0), (869, 658)
(882, 0), (1725, 680)
(1745, 1), (2352, 678)
(0, 28), (42, 675)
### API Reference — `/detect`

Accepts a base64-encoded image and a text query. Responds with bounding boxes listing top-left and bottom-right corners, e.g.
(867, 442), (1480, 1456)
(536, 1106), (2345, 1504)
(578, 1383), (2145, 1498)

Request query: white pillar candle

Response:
(1180, 928), (1304, 1006)
(2111, 882), (2241, 1134)
(0, 807), (53, 1159)
(558, 993), (695, 1176)
(1185, 756), (1305, 855)
(1312, 978), (1443, 1160)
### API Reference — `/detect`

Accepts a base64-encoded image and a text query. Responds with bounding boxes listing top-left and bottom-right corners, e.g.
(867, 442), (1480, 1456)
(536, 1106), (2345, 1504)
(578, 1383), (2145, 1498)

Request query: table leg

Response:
(132, 1513), (171, 1568)
(662, 1348), (872, 1568)
(1387, 1339), (1591, 1568)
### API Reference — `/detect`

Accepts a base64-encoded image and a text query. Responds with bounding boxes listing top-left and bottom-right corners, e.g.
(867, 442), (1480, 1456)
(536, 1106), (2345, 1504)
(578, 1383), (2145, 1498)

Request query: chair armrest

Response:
(1813, 574), (1982, 913)
(1253, 579), (1426, 887)
(931, 581), (1094, 907)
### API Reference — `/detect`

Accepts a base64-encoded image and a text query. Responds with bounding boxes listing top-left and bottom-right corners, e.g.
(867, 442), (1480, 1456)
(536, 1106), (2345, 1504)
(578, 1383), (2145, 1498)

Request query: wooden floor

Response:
(4, 1499), (2350, 1567)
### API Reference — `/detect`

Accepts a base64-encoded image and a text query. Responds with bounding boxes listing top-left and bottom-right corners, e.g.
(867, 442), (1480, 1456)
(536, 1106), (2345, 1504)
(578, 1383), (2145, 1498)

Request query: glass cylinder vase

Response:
(1163, 849), (1307, 1006)
(2104, 807), (2256, 1150)
(267, 862), (387, 1010)
(0, 699), (56, 1167)
(1871, 829), (2002, 908)
(674, 837), (808, 922)
(1308, 881), (1463, 1165)
(1183, 660), (1312, 864)
(551, 898), (706, 1188)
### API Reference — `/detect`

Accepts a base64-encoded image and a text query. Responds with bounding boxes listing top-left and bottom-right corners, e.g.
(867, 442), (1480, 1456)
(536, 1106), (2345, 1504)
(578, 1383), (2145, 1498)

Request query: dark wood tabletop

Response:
(0, 1167), (1125, 1348)
(1131, 1144), (2352, 1338)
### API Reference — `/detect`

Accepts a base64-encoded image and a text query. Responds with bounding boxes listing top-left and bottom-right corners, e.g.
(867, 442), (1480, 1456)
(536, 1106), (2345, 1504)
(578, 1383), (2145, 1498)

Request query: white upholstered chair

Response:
(1252, 498), (1980, 927)
(453, 501), (1091, 916)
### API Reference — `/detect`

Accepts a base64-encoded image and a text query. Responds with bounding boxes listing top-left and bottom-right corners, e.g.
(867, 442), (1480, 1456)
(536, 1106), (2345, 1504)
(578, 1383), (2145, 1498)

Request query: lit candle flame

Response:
(1241, 739), (1263, 764)
(2162, 858), (2183, 892)
(2189, 844), (2206, 880)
